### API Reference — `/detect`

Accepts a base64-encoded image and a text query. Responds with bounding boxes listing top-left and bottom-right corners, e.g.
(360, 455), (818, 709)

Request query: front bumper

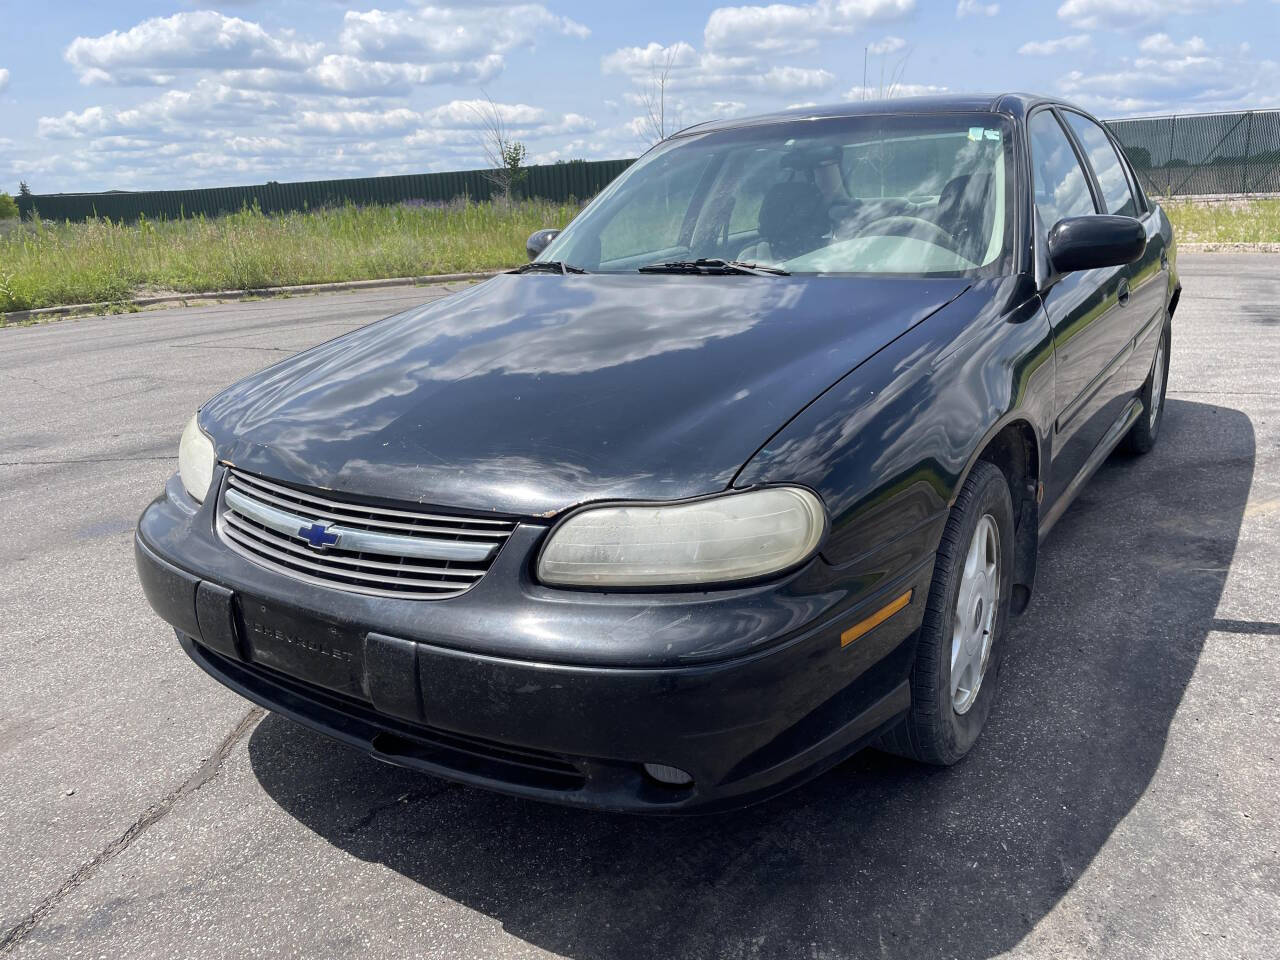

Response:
(136, 471), (930, 813)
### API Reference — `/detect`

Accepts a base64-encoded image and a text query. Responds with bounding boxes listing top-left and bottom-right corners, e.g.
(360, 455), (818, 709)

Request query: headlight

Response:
(178, 414), (216, 503)
(537, 486), (826, 588)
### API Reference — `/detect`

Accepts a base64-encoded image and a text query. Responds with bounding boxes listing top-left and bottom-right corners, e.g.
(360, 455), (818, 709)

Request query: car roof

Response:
(671, 93), (1079, 139)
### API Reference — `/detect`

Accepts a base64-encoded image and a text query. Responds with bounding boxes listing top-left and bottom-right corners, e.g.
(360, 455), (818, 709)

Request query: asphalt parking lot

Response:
(2, 255), (1278, 959)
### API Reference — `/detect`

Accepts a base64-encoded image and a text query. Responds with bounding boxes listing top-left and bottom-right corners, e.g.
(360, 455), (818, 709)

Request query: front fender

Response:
(734, 276), (1055, 599)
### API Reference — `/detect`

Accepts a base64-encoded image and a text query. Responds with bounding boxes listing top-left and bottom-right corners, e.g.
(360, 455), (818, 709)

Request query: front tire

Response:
(880, 461), (1015, 765)
(1122, 319), (1170, 455)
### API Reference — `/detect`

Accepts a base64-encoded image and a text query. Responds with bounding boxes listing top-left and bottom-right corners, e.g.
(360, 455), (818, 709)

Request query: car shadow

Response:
(247, 399), (1253, 960)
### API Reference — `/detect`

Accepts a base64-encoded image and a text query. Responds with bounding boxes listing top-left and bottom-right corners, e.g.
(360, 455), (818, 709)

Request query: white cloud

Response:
(531, 139), (604, 164)
(38, 106), (110, 138)
(30, 0), (1269, 196)
(338, 6), (588, 62)
(28, 87), (605, 192)
(761, 64), (838, 90)
(957, 0), (999, 16)
(868, 36), (907, 54)
(40, 80), (290, 138)
(297, 99), (595, 142)
(0, 68), (8, 93)
(601, 41), (698, 77)
(1138, 32), (1207, 55)
(62, 5), (590, 98)
(604, 2), (877, 148)
(1019, 34), (1091, 55)
(222, 54), (506, 97)
(704, 0), (915, 55)
(297, 107), (426, 137)
(1057, 40), (1280, 115)
(421, 99), (550, 129)
(1056, 0), (1239, 29)
(602, 41), (834, 94)
(843, 82), (949, 99)
(29, 1), (614, 194)
(538, 113), (598, 136)
(65, 12), (320, 85)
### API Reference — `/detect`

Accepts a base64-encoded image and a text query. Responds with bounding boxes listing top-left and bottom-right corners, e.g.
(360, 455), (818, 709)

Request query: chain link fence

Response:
(1106, 109), (1280, 199)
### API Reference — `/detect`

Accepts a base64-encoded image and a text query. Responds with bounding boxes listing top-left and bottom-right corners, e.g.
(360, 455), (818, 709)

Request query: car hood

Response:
(201, 273), (970, 516)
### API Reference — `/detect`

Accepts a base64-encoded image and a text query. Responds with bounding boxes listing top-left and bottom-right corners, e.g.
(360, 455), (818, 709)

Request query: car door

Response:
(1029, 107), (1135, 509)
(1060, 108), (1169, 397)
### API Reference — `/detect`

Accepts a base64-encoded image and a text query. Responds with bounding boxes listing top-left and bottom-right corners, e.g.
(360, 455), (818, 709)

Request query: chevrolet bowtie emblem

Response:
(298, 522), (340, 550)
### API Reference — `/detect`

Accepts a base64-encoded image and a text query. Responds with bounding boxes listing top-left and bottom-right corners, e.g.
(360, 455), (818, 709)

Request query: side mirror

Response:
(1047, 215), (1146, 274)
(526, 228), (560, 260)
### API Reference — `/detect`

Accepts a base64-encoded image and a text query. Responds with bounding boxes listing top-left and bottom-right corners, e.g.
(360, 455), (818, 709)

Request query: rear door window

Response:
(1062, 111), (1139, 218)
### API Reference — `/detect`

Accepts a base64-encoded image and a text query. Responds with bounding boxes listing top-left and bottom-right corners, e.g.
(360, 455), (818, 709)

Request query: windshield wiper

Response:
(509, 260), (589, 275)
(638, 258), (790, 277)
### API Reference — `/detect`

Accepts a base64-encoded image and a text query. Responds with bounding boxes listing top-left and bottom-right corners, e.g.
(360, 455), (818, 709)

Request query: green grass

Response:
(0, 199), (577, 314)
(1164, 198), (1280, 244)
(5, 195), (1277, 315)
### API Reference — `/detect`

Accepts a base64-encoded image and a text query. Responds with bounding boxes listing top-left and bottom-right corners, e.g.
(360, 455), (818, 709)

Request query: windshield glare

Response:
(543, 114), (1013, 277)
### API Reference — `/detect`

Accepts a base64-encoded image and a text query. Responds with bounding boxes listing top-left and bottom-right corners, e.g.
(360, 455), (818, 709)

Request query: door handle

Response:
(1117, 278), (1131, 306)
(1160, 250), (1169, 270)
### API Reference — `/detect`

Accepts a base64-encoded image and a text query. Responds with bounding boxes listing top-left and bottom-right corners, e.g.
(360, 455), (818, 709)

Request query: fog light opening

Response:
(643, 763), (694, 787)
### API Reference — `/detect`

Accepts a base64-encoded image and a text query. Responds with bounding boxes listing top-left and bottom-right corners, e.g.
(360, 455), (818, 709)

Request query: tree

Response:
(0, 192), (17, 220)
(469, 93), (528, 202)
(18, 181), (31, 198)
(855, 44), (913, 100)
(638, 46), (680, 145)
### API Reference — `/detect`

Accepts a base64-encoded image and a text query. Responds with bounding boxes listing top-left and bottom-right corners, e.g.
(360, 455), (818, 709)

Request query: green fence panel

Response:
(17, 157), (636, 223)
(1106, 109), (1280, 198)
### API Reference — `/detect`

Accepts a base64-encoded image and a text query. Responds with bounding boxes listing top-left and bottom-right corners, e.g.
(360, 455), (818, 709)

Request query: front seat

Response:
(934, 172), (995, 262)
(738, 180), (827, 264)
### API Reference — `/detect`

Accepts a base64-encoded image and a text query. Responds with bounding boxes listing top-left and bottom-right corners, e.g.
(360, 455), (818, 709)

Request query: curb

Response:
(1179, 242), (1280, 253)
(0, 271), (501, 325)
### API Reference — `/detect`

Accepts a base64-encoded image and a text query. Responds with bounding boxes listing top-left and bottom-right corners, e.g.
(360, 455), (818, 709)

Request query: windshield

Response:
(543, 113), (1014, 277)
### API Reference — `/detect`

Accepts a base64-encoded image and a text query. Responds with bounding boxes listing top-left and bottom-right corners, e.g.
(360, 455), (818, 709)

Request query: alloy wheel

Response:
(951, 513), (1001, 715)
(1150, 337), (1166, 426)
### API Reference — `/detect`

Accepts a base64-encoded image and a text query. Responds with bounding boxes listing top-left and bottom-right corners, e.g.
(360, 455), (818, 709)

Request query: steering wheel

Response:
(853, 214), (960, 252)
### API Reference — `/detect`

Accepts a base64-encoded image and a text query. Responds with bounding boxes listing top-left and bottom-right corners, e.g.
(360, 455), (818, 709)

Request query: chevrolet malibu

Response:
(136, 94), (1179, 813)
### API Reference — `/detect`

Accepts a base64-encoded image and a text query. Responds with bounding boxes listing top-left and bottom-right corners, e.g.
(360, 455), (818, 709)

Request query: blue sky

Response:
(1, 0), (1275, 193)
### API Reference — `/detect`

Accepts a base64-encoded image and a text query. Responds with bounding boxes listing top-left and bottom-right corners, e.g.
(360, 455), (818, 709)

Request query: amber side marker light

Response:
(841, 590), (914, 647)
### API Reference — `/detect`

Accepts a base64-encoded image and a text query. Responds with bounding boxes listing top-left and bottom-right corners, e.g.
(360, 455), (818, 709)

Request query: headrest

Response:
(939, 173), (993, 212)
(758, 180), (826, 243)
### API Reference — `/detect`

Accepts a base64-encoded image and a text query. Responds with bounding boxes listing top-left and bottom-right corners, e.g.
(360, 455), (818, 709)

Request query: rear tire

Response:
(1122, 319), (1170, 455)
(879, 461), (1015, 765)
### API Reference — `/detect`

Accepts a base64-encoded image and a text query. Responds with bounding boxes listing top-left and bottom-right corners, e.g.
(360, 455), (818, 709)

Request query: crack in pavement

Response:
(347, 781), (461, 837)
(0, 707), (264, 954)
(0, 456), (171, 467)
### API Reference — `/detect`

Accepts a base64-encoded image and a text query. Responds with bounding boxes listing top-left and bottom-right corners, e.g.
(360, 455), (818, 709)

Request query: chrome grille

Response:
(217, 470), (516, 600)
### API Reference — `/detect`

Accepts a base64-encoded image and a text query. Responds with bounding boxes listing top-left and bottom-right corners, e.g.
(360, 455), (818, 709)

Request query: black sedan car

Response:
(136, 94), (1178, 813)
